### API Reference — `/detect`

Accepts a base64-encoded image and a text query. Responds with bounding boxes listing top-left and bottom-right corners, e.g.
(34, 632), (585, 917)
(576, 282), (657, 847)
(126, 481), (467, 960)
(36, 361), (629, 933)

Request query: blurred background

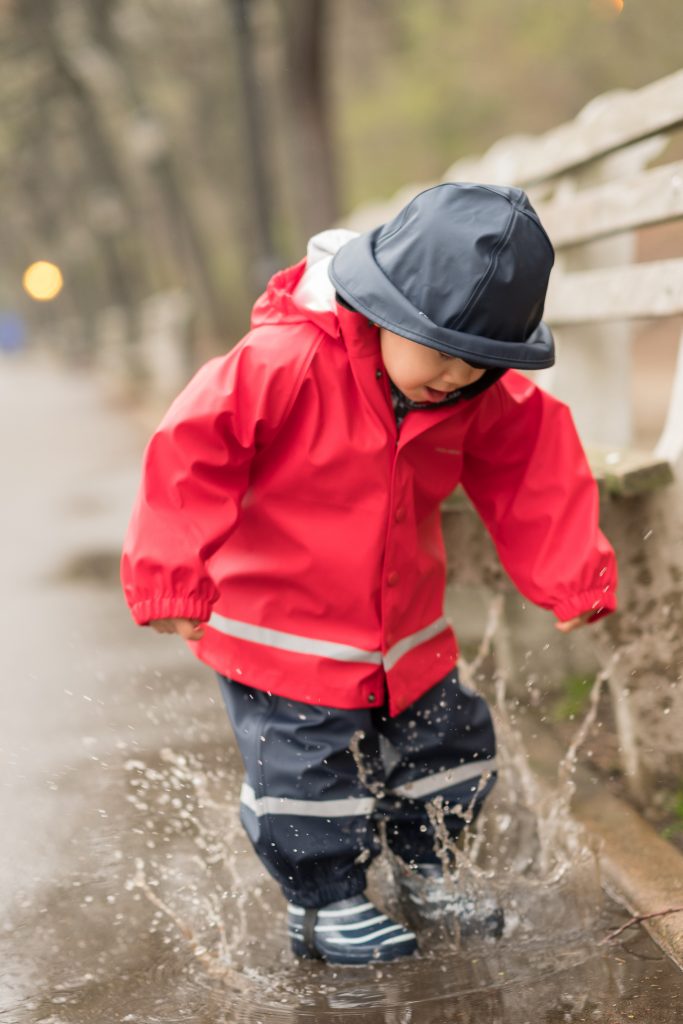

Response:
(2, 8), (683, 1018)
(2, 0), (682, 386)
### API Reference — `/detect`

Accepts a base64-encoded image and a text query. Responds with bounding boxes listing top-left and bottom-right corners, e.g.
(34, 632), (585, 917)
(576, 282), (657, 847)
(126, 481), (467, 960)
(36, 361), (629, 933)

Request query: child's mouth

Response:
(422, 385), (452, 403)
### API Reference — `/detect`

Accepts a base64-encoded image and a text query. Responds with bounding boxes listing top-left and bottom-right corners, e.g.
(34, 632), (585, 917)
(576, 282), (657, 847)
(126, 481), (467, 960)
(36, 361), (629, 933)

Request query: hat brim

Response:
(329, 228), (555, 370)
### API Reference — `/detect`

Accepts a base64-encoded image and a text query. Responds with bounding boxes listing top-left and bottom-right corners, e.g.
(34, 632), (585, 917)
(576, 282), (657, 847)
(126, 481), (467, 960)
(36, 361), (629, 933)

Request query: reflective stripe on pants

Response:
(217, 669), (496, 908)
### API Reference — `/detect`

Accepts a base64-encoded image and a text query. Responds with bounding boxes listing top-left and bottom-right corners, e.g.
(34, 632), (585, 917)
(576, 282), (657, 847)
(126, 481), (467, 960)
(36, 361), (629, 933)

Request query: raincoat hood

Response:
(250, 228), (356, 336)
(329, 182), (556, 370)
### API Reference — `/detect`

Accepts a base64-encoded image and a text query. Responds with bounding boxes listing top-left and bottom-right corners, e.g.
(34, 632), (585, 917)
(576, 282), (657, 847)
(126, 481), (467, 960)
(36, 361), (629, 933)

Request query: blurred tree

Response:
(331, 0), (683, 206)
(1, 0), (681, 370)
(225, 0), (281, 292)
(276, 0), (339, 244)
(13, 0), (148, 361)
(81, 0), (232, 344)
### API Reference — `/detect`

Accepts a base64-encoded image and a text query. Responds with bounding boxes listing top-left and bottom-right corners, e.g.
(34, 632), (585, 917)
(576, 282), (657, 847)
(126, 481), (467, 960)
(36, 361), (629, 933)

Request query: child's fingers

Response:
(150, 619), (176, 634)
(555, 612), (592, 633)
(174, 619), (206, 641)
(149, 617), (205, 639)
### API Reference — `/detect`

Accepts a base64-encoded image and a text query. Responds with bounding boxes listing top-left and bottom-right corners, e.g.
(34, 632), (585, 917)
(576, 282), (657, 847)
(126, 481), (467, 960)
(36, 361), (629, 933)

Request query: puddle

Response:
(53, 549), (123, 586)
(3, 647), (682, 1024)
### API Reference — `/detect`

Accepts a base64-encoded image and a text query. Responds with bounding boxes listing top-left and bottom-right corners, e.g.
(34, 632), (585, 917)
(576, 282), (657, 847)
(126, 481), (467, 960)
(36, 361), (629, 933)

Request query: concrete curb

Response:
(574, 789), (683, 967)
(517, 714), (683, 969)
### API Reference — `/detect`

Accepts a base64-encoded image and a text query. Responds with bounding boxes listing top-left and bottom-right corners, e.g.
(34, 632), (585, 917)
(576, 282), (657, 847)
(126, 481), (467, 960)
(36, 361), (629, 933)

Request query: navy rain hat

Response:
(329, 182), (555, 370)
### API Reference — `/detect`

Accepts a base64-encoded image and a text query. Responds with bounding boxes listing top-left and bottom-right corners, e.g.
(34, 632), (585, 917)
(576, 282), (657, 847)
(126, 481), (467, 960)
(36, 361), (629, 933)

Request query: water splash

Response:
(122, 746), (277, 988)
(445, 597), (620, 944)
(121, 599), (620, 989)
(129, 858), (233, 980)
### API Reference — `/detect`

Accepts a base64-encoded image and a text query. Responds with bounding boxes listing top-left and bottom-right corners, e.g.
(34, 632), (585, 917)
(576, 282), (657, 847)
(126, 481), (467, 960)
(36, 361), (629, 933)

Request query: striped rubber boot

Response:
(288, 894), (418, 964)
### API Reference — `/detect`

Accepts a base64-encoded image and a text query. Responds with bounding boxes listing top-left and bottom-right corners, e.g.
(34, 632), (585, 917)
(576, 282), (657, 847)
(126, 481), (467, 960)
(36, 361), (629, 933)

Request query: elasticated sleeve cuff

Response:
(130, 596), (214, 626)
(553, 589), (617, 624)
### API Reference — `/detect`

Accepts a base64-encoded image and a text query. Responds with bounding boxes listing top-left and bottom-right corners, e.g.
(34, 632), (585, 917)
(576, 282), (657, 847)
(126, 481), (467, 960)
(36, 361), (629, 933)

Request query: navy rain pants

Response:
(218, 669), (496, 908)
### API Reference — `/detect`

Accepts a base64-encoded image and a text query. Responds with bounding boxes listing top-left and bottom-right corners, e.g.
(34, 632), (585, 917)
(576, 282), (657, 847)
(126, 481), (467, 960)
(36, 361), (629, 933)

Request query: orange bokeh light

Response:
(22, 260), (64, 302)
(591, 0), (624, 15)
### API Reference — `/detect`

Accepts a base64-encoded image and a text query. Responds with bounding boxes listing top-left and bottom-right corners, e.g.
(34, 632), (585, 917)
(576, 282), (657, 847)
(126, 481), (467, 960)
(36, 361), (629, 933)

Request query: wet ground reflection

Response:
(3, 654), (682, 1024)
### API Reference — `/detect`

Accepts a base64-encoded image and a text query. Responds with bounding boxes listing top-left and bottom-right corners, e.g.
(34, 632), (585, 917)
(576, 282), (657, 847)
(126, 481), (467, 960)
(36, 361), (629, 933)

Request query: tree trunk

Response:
(277, 0), (339, 245)
(87, 0), (233, 344)
(225, 0), (281, 294)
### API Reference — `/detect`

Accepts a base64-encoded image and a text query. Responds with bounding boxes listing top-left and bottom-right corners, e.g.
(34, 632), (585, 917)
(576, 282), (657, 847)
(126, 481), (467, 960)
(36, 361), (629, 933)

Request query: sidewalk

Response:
(0, 352), (200, 909)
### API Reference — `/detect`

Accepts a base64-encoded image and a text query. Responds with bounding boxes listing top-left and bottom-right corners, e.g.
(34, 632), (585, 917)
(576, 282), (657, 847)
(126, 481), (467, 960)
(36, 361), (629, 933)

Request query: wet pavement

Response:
(2, 353), (683, 1024)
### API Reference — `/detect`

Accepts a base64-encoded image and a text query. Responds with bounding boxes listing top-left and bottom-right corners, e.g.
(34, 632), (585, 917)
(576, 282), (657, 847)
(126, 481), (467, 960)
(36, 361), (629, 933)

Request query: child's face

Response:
(379, 328), (487, 403)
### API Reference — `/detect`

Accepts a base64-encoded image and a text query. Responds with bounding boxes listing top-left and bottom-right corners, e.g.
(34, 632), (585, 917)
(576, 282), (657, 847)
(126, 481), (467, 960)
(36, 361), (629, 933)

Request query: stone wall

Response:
(442, 471), (683, 799)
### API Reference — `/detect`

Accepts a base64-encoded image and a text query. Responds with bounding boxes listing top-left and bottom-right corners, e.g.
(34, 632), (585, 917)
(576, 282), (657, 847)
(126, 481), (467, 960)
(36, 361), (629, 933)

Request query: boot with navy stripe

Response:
(288, 894), (418, 964)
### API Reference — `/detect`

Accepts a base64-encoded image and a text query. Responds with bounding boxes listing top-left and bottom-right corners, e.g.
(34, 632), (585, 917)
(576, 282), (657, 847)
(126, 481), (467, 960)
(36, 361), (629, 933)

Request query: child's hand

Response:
(149, 617), (205, 641)
(554, 611), (595, 633)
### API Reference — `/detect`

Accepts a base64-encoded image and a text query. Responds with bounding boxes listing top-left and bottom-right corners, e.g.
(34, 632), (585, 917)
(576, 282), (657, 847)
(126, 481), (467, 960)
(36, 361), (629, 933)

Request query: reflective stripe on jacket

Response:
(121, 250), (617, 716)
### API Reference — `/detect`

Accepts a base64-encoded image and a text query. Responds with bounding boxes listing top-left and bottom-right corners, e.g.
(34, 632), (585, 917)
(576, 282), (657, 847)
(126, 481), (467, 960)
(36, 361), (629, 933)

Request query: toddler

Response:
(122, 183), (617, 964)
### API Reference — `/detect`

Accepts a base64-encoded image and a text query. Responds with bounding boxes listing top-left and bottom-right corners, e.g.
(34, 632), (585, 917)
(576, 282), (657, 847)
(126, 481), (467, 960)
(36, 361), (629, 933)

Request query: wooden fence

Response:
(344, 67), (683, 498)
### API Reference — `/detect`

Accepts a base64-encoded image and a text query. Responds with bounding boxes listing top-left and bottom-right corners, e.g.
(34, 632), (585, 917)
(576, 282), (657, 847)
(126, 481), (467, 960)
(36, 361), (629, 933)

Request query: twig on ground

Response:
(600, 905), (683, 944)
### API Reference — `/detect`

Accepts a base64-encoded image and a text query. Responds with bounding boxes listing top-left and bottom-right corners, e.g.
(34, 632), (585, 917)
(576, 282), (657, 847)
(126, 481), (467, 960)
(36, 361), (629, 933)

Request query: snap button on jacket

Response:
(121, 259), (617, 716)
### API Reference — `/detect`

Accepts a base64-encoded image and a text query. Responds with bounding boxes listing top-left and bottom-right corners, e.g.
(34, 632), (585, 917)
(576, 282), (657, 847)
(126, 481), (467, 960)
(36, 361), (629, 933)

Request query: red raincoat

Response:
(121, 255), (617, 716)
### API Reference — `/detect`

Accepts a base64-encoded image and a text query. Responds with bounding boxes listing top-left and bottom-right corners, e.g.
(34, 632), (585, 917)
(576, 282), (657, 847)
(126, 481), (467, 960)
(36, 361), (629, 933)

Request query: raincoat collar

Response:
(250, 230), (505, 441)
